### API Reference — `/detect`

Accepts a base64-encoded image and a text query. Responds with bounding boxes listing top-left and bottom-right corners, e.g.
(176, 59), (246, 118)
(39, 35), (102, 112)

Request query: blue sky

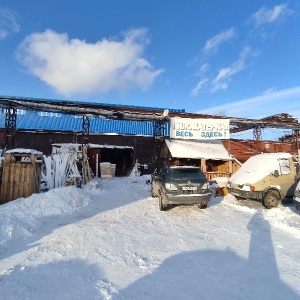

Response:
(0, 1), (300, 139)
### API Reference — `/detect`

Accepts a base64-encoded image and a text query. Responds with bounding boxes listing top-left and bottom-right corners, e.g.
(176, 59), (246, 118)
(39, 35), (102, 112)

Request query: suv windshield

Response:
(169, 168), (206, 181)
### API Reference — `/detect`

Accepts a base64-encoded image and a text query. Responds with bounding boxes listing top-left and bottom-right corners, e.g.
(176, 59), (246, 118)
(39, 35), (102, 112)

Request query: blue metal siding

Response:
(0, 111), (170, 136)
(0, 97), (179, 136)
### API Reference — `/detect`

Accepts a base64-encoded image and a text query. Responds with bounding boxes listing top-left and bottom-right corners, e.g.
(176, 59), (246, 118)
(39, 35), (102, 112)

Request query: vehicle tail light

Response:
(165, 183), (178, 191)
(250, 185), (255, 191)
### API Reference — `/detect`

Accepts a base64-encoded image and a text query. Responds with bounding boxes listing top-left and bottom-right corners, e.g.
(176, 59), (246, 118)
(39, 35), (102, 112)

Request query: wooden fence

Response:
(0, 151), (43, 204)
(205, 172), (230, 181)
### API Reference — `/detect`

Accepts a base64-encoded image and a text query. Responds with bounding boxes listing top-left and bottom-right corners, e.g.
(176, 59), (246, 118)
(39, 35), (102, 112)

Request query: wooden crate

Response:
(0, 150), (43, 204)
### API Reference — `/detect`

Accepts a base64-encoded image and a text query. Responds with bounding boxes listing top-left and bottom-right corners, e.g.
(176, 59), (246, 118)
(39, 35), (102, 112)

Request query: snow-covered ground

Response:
(0, 175), (299, 299)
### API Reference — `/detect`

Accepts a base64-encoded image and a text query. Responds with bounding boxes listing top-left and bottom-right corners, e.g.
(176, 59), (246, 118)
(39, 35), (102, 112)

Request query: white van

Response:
(227, 153), (299, 209)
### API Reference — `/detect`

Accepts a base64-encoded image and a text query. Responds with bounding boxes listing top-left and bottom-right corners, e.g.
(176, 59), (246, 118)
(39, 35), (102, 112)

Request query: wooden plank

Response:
(12, 162), (21, 200)
(0, 154), (11, 203)
(0, 152), (42, 203)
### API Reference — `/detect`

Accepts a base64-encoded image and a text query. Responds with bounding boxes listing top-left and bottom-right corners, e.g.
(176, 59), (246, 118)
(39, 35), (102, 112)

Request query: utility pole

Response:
(253, 126), (262, 154)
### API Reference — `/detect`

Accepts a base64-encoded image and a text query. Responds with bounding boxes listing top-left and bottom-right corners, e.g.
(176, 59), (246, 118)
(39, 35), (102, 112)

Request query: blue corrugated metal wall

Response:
(0, 110), (170, 136)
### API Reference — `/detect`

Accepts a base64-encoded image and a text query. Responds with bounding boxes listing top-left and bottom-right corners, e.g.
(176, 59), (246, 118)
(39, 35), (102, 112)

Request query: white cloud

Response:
(262, 87), (276, 95)
(190, 79), (208, 97)
(190, 48), (257, 96)
(251, 3), (293, 27)
(197, 86), (300, 120)
(198, 63), (210, 76)
(202, 27), (235, 54)
(0, 6), (20, 40)
(16, 29), (163, 96)
(211, 47), (255, 92)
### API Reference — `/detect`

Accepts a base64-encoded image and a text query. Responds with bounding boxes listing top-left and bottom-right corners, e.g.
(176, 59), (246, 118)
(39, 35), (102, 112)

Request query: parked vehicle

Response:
(293, 180), (300, 210)
(151, 165), (211, 211)
(227, 153), (299, 209)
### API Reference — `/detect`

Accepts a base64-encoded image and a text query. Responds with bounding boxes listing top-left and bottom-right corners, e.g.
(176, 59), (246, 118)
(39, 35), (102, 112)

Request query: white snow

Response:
(165, 139), (232, 160)
(0, 175), (300, 299)
(5, 148), (43, 155)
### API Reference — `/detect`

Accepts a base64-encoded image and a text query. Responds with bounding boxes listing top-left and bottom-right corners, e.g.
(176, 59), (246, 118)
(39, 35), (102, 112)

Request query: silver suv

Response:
(151, 165), (211, 211)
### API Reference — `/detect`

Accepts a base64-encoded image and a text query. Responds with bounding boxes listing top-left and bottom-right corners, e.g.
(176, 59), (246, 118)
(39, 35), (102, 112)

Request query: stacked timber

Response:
(111, 164), (116, 177)
(100, 162), (112, 180)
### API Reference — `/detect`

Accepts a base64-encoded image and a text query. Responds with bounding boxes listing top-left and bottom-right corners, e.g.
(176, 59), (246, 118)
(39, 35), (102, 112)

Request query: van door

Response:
(274, 159), (296, 197)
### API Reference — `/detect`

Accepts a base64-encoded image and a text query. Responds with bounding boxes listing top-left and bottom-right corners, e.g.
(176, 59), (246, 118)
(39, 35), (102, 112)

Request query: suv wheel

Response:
(199, 203), (207, 209)
(262, 191), (280, 209)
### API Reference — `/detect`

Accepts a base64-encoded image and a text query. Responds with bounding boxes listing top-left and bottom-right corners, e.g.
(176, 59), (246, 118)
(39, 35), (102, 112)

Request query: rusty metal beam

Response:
(2, 104), (17, 151)
(1, 96), (300, 131)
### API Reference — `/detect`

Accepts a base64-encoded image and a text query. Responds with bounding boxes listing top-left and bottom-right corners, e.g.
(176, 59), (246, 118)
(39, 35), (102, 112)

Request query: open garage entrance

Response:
(88, 145), (134, 177)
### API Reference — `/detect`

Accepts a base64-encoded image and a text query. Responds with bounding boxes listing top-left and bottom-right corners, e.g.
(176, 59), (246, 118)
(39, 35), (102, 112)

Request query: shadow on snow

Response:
(115, 211), (299, 299)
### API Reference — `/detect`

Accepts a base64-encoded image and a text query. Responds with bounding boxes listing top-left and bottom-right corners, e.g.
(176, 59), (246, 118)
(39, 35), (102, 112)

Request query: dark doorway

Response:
(100, 148), (133, 176)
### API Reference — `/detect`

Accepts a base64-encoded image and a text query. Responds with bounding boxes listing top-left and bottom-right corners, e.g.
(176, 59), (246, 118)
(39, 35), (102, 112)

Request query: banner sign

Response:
(170, 117), (230, 140)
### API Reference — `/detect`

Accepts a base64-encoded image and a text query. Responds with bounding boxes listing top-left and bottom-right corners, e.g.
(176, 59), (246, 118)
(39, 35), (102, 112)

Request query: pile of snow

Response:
(0, 181), (100, 252)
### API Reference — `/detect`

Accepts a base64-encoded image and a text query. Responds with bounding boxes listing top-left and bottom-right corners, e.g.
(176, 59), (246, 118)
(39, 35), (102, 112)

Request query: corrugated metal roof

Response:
(0, 110), (170, 136)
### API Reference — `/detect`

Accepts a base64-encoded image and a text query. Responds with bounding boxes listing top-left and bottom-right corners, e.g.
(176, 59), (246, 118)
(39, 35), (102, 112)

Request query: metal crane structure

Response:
(0, 96), (172, 181)
(1, 95), (300, 166)
(0, 96), (171, 152)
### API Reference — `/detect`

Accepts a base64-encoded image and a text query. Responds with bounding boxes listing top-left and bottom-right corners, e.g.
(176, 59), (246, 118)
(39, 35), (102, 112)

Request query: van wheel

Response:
(262, 191), (280, 209)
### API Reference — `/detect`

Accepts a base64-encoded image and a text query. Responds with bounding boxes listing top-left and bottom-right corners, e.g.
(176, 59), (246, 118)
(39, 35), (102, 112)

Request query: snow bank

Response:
(0, 183), (99, 252)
